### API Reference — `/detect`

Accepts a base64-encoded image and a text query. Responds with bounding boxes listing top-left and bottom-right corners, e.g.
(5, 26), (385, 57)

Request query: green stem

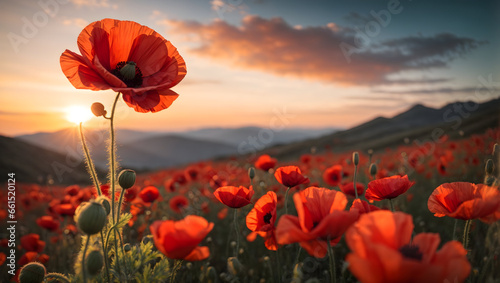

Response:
(275, 249), (281, 283)
(389, 199), (395, 212)
(109, 92), (120, 223)
(116, 188), (126, 226)
(452, 218), (458, 241)
(462, 220), (471, 252)
(327, 241), (336, 283)
(100, 230), (110, 283)
(353, 165), (359, 199)
(285, 187), (291, 214)
(79, 122), (101, 196)
(82, 236), (90, 283)
(233, 209), (239, 257)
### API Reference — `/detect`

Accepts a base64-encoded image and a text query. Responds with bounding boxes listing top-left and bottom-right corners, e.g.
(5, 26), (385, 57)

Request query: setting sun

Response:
(65, 105), (93, 124)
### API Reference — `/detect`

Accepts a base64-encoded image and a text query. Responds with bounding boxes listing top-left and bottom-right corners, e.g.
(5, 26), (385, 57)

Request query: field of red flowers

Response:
(1, 125), (499, 282)
(1, 18), (499, 283)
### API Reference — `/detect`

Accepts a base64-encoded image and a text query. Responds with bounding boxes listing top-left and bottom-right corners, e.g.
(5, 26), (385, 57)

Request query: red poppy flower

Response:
(339, 182), (365, 198)
(365, 175), (415, 201)
(169, 195), (189, 213)
(274, 166), (309, 188)
(346, 211), (470, 283)
(150, 215), (213, 261)
(60, 19), (186, 113)
(20, 234), (45, 253)
(428, 182), (500, 223)
(36, 216), (60, 232)
(139, 186), (160, 203)
(124, 186), (138, 202)
(246, 191), (278, 250)
(53, 203), (77, 216)
(0, 252), (5, 266)
(65, 185), (80, 196)
(18, 252), (50, 267)
(213, 186), (254, 208)
(349, 199), (381, 215)
(275, 187), (359, 257)
(255, 154), (277, 171)
(323, 165), (343, 187)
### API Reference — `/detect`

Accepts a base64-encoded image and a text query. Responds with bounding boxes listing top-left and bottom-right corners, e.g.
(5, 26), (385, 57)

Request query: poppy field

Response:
(1, 18), (500, 283)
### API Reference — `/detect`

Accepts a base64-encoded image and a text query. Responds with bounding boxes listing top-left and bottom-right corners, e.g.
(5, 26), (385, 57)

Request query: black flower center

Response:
(263, 212), (272, 224)
(112, 61), (143, 87)
(399, 244), (423, 261)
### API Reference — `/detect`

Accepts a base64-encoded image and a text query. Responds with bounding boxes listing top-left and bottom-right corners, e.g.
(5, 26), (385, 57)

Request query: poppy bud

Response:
(227, 257), (243, 275)
(120, 61), (137, 80)
(97, 196), (111, 216)
(203, 266), (217, 283)
(293, 263), (303, 280)
(19, 262), (46, 283)
(91, 103), (107, 117)
(86, 250), (103, 276)
(485, 159), (494, 175)
(76, 201), (107, 235)
(118, 169), (136, 189)
(248, 167), (256, 180)
(484, 176), (496, 186)
(353, 152), (359, 166)
(493, 143), (499, 156)
(123, 243), (131, 252)
(369, 163), (377, 177)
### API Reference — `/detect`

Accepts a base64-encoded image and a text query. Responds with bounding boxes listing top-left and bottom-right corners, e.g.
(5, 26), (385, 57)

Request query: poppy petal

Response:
(60, 50), (111, 90)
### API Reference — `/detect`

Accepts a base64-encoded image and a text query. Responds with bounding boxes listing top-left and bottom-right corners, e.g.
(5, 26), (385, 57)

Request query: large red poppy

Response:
(246, 191), (278, 250)
(346, 211), (470, 283)
(213, 186), (254, 208)
(275, 187), (359, 257)
(150, 215), (213, 261)
(427, 182), (500, 223)
(139, 186), (160, 203)
(365, 175), (415, 201)
(274, 166), (309, 188)
(60, 19), (186, 113)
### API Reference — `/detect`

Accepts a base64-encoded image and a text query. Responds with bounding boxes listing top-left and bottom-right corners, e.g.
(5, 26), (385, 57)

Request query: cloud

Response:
(62, 18), (89, 28)
(70, 0), (117, 9)
(164, 16), (485, 85)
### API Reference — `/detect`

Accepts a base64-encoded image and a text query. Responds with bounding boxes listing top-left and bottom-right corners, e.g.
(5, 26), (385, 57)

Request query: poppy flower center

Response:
(263, 212), (272, 224)
(112, 61), (143, 87)
(399, 244), (423, 261)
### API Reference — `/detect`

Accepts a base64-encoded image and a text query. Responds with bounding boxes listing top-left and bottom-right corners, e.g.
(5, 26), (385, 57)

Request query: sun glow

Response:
(65, 105), (93, 124)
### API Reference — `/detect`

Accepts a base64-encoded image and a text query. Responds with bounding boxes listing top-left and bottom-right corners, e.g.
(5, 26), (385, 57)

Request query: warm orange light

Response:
(65, 105), (93, 124)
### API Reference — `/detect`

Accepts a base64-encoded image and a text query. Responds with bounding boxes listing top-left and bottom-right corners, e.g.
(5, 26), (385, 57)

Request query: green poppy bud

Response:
(205, 266), (217, 283)
(86, 250), (103, 276)
(96, 196), (111, 216)
(353, 152), (359, 166)
(485, 159), (494, 175)
(19, 262), (46, 283)
(76, 201), (107, 235)
(91, 103), (107, 117)
(227, 257), (243, 276)
(248, 167), (256, 180)
(118, 169), (136, 189)
(123, 243), (131, 252)
(369, 163), (377, 177)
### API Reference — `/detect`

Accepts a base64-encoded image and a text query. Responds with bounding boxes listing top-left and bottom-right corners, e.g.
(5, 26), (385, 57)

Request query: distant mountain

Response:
(179, 126), (338, 146)
(15, 126), (338, 171)
(0, 135), (105, 184)
(263, 98), (500, 160)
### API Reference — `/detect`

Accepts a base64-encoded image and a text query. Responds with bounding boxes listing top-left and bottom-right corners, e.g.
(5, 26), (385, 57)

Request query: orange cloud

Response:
(165, 16), (485, 85)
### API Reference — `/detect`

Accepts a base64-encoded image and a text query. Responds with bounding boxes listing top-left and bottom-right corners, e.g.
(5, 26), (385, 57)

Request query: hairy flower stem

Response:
(463, 220), (472, 252)
(233, 209), (240, 257)
(353, 164), (359, 199)
(327, 241), (336, 283)
(100, 230), (111, 283)
(285, 187), (291, 214)
(109, 92), (120, 223)
(82, 236), (90, 283)
(79, 122), (101, 196)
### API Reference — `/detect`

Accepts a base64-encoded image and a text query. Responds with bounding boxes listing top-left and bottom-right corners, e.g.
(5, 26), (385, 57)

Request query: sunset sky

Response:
(0, 0), (498, 136)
